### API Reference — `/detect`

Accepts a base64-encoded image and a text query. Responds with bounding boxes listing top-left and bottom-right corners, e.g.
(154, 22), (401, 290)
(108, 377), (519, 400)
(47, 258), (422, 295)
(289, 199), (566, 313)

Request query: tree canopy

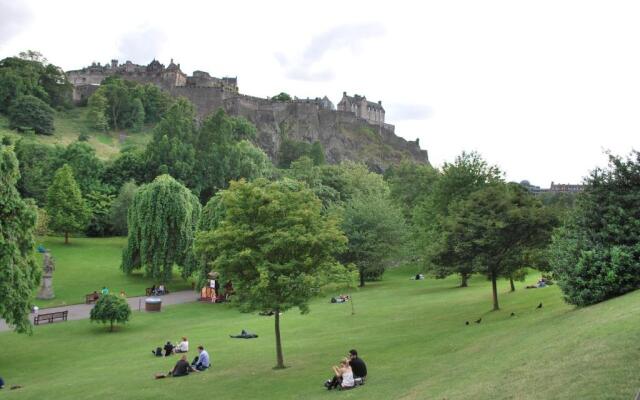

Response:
(8, 95), (55, 135)
(46, 164), (89, 244)
(550, 151), (640, 306)
(0, 144), (40, 333)
(122, 174), (201, 282)
(194, 178), (348, 368)
(89, 294), (132, 332)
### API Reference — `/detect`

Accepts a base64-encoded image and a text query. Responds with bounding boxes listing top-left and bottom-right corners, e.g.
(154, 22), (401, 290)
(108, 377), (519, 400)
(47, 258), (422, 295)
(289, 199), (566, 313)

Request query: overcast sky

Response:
(1, 0), (639, 186)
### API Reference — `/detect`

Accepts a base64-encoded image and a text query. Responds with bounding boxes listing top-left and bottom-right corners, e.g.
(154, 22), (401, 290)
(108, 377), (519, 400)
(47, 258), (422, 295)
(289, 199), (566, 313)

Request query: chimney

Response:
(111, 59), (118, 68)
(378, 100), (382, 105)
(343, 91), (347, 97)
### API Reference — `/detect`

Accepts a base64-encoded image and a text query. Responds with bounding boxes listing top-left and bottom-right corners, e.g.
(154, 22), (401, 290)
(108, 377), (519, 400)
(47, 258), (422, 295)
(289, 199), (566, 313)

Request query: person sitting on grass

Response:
(191, 346), (210, 371)
(169, 355), (194, 377)
(164, 341), (175, 356)
(157, 284), (166, 295)
(175, 337), (189, 353)
(325, 358), (355, 390)
(348, 349), (368, 382)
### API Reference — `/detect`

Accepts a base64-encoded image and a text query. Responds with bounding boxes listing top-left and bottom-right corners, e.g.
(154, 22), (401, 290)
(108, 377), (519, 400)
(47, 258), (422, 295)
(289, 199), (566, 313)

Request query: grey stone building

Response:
(337, 92), (385, 125)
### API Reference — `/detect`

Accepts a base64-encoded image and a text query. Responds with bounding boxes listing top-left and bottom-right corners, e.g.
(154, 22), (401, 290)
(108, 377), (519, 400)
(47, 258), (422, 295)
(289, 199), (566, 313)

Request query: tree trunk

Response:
(64, 232), (69, 244)
(509, 276), (515, 292)
(491, 271), (499, 311)
(359, 270), (365, 287)
(274, 308), (285, 369)
(110, 321), (114, 332)
(460, 272), (469, 287)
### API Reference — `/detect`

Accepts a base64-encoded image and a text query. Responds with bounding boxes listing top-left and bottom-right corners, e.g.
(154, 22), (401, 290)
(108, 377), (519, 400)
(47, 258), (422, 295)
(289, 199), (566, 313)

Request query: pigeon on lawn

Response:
(536, 302), (543, 309)
(465, 321), (469, 325)
(510, 312), (516, 317)
(475, 318), (482, 324)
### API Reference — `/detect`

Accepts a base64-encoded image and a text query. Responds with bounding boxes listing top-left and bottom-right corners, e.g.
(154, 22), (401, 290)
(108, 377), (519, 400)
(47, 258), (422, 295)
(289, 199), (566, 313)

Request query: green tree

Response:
(110, 181), (138, 236)
(8, 95), (55, 135)
(14, 141), (63, 205)
(432, 183), (556, 310)
(122, 174), (201, 282)
(277, 138), (312, 168)
(415, 151), (503, 287)
(86, 90), (109, 131)
(59, 142), (105, 194)
(384, 160), (439, 220)
(103, 147), (147, 189)
(194, 178), (348, 368)
(309, 141), (325, 165)
(341, 193), (407, 286)
(144, 98), (197, 183)
(89, 294), (132, 332)
(130, 98), (145, 132)
(46, 164), (89, 244)
(136, 83), (172, 123)
(271, 92), (292, 101)
(84, 190), (115, 237)
(550, 151), (640, 306)
(0, 145), (40, 333)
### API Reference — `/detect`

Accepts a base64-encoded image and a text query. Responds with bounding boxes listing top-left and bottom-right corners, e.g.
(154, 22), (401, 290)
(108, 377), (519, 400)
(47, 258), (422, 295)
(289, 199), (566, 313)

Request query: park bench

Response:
(34, 310), (68, 325)
(146, 287), (170, 296)
(85, 293), (100, 304)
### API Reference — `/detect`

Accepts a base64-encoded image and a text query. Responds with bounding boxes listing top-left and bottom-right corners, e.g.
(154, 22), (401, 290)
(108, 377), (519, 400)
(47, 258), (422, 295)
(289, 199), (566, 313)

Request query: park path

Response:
(0, 290), (199, 332)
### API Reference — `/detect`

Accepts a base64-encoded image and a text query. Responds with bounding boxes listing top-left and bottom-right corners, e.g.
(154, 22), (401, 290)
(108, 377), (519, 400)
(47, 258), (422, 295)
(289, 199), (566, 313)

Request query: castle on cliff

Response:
(67, 59), (389, 128)
(66, 58), (428, 169)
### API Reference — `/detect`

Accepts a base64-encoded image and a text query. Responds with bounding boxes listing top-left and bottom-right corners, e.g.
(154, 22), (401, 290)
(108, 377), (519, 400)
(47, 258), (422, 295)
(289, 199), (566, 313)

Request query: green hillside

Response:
(2, 263), (638, 399)
(0, 108), (152, 160)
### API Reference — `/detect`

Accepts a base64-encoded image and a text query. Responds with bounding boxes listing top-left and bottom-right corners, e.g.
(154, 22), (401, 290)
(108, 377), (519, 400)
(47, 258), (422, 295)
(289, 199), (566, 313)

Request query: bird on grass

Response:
(475, 318), (482, 324)
(465, 321), (469, 325)
(510, 312), (516, 317)
(536, 302), (543, 309)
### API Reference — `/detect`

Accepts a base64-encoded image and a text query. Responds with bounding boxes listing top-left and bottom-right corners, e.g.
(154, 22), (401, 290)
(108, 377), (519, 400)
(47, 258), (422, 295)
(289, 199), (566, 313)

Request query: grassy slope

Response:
(0, 108), (152, 160)
(33, 237), (191, 308)
(3, 266), (639, 399)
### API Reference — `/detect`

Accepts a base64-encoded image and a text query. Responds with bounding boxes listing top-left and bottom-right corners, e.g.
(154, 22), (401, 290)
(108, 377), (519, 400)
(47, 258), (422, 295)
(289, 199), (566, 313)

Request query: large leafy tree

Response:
(550, 151), (640, 306)
(59, 142), (105, 194)
(415, 151), (503, 287)
(432, 183), (556, 310)
(341, 192), (406, 286)
(384, 160), (439, 220)
(86, 90), (109, 131)
(0, 55), (71, 112)
(144, 98), (197, 183)
(15, 141), (63, 205)
(122, 174), (201, 282)
(0, 145), (40, 333)
(103, 147), (147, 189)
(89, 294), (131, 332)
(8, 95), (55, 135)
(46, 164), (89, 244)
(194, 178), (348, 369)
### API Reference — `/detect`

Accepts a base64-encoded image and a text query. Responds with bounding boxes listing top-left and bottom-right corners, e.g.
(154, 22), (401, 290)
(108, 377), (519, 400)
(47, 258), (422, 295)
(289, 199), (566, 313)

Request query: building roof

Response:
(340, 92), (384, 111)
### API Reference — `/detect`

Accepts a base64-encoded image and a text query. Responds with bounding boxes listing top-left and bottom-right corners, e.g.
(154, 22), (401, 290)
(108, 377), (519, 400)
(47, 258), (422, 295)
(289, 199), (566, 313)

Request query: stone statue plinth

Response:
(36, 251), (55, 300)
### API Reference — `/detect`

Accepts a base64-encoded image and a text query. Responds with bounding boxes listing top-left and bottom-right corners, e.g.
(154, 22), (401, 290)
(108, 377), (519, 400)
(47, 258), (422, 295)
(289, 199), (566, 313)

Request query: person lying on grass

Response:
(325, 358), (355, 390)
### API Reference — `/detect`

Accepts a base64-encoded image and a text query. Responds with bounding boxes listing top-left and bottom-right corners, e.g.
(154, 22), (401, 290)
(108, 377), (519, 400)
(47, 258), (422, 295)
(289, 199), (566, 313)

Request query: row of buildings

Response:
(520, 181), (584, 194)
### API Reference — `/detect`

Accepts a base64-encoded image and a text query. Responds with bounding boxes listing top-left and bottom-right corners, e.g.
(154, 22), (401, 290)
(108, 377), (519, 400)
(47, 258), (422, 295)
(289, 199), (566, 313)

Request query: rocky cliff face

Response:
(169, 87), (429, 171)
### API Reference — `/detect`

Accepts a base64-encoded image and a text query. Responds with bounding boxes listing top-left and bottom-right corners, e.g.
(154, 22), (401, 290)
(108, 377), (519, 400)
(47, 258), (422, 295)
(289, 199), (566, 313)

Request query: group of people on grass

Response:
(324, 349), (368, 390)
(152, 337), (211, 378)
(149, 284), (167, 296)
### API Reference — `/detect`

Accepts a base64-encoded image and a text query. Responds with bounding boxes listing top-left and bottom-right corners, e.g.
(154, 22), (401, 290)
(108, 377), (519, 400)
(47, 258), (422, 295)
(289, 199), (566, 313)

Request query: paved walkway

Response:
(0, 290), (199, 332)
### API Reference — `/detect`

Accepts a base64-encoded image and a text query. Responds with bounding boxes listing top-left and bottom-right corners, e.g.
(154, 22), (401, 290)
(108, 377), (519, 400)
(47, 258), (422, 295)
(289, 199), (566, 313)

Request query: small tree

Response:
(47, 164), (89, 244)
(8, 95), (55, 135)
(86, 91), (109, 131)
(122, 174), (201, 281)
(90, 294), (131, 332)
(195, 179), (348, 369)
(0, 145), (40, 333)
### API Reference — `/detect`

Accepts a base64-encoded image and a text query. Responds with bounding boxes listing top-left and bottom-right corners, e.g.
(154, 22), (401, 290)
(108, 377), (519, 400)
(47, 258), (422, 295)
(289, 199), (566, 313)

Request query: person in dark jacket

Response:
(164, 341), (175, 356)
(169, 355), (194, 377)
(348, 349), (367, 380)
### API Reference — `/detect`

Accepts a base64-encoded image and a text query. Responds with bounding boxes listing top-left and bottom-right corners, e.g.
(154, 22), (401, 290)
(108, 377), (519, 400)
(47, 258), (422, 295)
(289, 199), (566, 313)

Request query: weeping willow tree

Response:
(121, 174), (201, 282)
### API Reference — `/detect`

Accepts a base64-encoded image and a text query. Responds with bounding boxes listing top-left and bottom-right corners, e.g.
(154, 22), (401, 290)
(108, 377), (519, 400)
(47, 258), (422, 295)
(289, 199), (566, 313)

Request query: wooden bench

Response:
(85, 293), (100, 304)
(34, 310), (68, 325)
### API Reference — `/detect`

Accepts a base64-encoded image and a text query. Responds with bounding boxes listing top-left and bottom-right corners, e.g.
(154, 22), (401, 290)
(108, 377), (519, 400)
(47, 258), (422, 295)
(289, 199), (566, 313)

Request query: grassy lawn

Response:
(3, 265), (639, 399)
(0, 109), (152, 160)
(33, 236), (192, 308)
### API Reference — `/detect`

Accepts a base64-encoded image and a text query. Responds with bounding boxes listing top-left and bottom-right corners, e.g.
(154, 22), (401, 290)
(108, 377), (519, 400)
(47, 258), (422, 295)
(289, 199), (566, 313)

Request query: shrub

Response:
(8, 95), (55, 135)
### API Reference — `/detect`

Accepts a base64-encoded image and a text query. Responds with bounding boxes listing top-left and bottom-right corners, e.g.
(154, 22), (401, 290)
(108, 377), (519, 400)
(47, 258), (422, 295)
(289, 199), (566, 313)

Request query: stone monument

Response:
(36, 250), (55, 300)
